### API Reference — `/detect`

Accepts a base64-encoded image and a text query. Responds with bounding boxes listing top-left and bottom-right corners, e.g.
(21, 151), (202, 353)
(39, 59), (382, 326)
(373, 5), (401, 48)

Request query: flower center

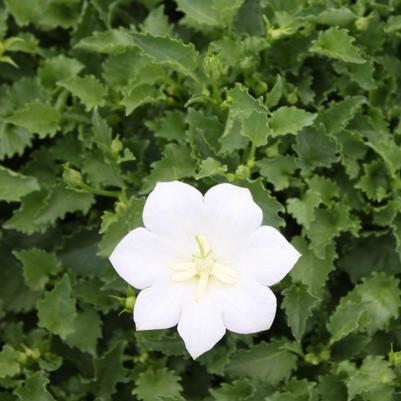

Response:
(170, 234), (238, 300)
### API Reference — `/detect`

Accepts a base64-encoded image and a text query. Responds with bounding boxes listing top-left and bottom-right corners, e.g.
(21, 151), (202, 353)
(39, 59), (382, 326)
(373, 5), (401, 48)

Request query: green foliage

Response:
(1, 0), (401, 400)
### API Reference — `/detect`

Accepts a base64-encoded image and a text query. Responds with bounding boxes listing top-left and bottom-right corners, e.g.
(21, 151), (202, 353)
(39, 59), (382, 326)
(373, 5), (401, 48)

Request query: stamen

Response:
(196, 271), (209, 299)
(170, 262), (196, 271)
(172, 269), (197, 281)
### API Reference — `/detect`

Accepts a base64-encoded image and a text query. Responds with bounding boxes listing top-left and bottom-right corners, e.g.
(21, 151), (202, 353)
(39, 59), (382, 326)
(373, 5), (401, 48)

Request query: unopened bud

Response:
(63, 163), (84, 189)
(203, 50), (223, 80)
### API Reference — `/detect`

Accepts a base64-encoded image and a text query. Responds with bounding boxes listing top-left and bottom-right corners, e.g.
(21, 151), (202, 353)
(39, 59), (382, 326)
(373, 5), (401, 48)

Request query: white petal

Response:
(177, 297), (226, 359)
(222, 281), (277, 334)
(234, 226), (301, 286)
(134, 280), (191, 330)
(142, 181), (204, 255)
(203, 184), (263, 258)
(109, 227), (172, 289)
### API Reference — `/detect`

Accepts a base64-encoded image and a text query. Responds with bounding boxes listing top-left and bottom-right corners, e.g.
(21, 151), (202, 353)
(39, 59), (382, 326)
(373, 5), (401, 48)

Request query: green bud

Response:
(389, 346), (401, 368)
(355, 16), (369, 31)
(63, 163), (84, 189)
(235, 165), (251, 180)
(111, 136), (123, 156)
(125, 295), (136, 310)
(203, 50), (223, 80)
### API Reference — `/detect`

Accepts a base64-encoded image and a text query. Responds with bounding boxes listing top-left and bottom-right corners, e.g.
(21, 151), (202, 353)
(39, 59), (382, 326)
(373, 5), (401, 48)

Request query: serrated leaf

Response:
(210, 378), (254, 401)
(346, 356), (395, 401)
(282, 283), (319, 342)
(237, 178), (285, 228)
(130, 32), (199, 78)
(293, 125), (339, 171)
(0, 166), (39, 202)
(328, 273), (401, 342)
(74, 28), (134, 54)
(93, 343), (127, 401)
(226, 340), (297, 384)
(14, 372), (55, 401)
(269, 106), (316, 137)
(256, 155), (297, 190)
(145, 110), (186, 141)
(141, 143), (196, 193)
(290, 237), (335, 297)
(133, 368), (183, 401)
(98, 197), (145, 258)
(223, 84), (270, 146)
(310, 27), (366, 63)
(196, 157), (227, 179)
(0, 122), (32, 160)
(176, 0), (220, 29)
(0, 345), (20, 379)
(13, 248), (61, 290)
(121, 83), (166, 115)
(38, 55), (83, 87)
(7, 101), (60, 138)
(34, 183), (94, 227)
(37, 275), (77, 339)
(141, 5), (173, 36)
(59, 75), (106, 111)
(65, 305), (102, 356)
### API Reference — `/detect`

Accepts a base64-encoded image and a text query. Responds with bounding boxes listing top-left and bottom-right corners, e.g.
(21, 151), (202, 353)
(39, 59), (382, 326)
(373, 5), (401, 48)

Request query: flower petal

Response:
(234, 226), (301, 286)
(109, 227), (172, 289)
(177, 296), (226, 359)
(203, 183), (263, 257)
(142, 181), (204, 255)
(134, 280), (191, 330)
(222, 280), (277, 334)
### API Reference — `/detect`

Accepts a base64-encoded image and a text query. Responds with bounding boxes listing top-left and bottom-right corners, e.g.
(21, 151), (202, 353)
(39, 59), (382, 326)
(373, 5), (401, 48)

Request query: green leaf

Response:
(37, 275), (77, 339)
(356, 160), (390, 201)
(93, 343), (127, 401)
(65, 305), (102, 356)
(13, 248), (61, 290)
(4, 0), (40, 27)
(256, 155), (297, 190)
(318, 96), (366, 135)
(237, 178), (285, 228)
(74, 29), (134, 54)
(328, 273), (401, 342)
(141, 5), (173, 37)
(293, 125), (339, 172)
(223, 84), (270, 146)
(210, 379), (254, 401)
(0, 166), (39, 202)
(310, 28), (366, 63)
(34, 183), (94, 227)
(346, 356), (395, 401)
(0, 123), (32, 160)
(0, 345), (20, 379)
(226, 340), (297, 384)
(121, 83), (166, 115)
(7, 101), (60, 138)
(58, 75), (107, 111)
(290, 237), (335, 297)
(269, 106), (316, 137)
(282, 283), (319, 342)
(196, 157), (227, 179)
(133, 368), (183, 401)
(145, 110), (186, 141)
(141, 143), (196, 193)
(98, 197), (145, 258)
(38, 55), (83, 87)
(176, 0), (221, 29)
(130, 32), (199, 78)
(14, 372), (55, 401)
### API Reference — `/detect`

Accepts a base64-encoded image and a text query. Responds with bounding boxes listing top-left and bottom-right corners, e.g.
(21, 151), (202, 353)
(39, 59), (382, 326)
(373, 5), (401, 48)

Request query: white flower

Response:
(109, 181), (301, 359)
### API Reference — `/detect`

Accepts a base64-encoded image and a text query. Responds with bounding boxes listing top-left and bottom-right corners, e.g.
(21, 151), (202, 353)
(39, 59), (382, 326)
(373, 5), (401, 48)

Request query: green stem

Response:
(247, 142), (256, 167)
(81, 183), (121, 199)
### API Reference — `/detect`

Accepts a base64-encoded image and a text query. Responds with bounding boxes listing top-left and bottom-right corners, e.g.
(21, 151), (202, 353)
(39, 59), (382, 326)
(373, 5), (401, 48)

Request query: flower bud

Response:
(63, 163), (84, 189)
(203, 50), (223, 80)
(111, 137), (123, 157)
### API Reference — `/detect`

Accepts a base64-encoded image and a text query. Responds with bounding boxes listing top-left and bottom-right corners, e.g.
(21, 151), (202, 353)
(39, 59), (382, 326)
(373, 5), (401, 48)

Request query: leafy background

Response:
(1, 0), (401, 400)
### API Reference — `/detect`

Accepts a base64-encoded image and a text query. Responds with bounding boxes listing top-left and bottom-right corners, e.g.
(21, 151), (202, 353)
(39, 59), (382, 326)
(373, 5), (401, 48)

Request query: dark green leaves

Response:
(37, 275), (77, 339)
(0, 166), (39, 202)
(310, 28), (366, 63)
(226, 340), (297, 384)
